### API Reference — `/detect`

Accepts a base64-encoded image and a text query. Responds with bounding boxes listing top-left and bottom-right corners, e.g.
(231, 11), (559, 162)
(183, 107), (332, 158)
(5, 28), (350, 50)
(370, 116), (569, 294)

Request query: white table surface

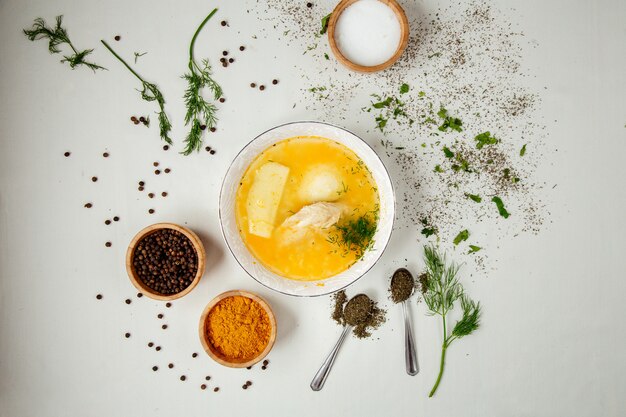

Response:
(1, 0), (625, 416)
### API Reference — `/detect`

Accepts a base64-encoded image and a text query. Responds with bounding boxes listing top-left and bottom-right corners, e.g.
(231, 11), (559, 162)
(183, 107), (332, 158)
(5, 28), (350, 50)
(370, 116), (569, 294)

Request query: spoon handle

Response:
(403, 301), (419, 376)
(310, 325), (352, 391)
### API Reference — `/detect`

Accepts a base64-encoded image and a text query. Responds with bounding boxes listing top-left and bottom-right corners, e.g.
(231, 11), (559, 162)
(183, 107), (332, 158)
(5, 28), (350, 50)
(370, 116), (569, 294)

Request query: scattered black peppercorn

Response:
(239, 46), (245, 51)
(263, 359), (269, 366)
(307, 2), (313, 8)
(153, 162), (159, 167)
(242, 385), (248, 390)
(91, 176), (98, 182)
(250, 83), (256, 88)
(180, 375), (186, 381)
(261, 365), (266, 370)
(155, 346), (161, 351)
(162, 324), (167, 330)
(140, 116), (146, 123)
(114, 35), (121, 41)
(205, 376), (211, 380)
(210, 150), (216, 155)
(222, 50), (228, 56)
(192, 352), (198, 358)
(220, 20), (227, 26)
(152, 366), (158, 371)
(166, 302), (172, 308)
(259, 85), (265, 91)
(201, 384), (207, 390)
(113, 216), (119, 222)
(148, 193), (155, 198)
(168, 363), (174, 369)
(105, 220), (111, 225)
(124, 332), (130, 338)
(157, 314), (164, 319)
(228, 58), (234, 63)
(219, 97), (226, 103)
(148, 342), (154, 347)
(200, 124), (207, 130)
(246, 380), (252, 386)
(105, 242), (112, 247)
(64, 151), (71, 157)
(138, 186), (144, 191)
(246, 366), (252, 370)
(96, 294), (102, 300)
(103, 152), (109, 158)
(161, 192), (168, 197)
(125, 299), (131, 305)
(164, 168), (171, 174)
(139, 181), (145, 186)
(137, 292), (143, 298)
(222, 61), (228, 68)
(210, 127), (216, 132)
(163, 145), (169, 151)
(272, 79), (278, 85)
(155, 170), (160, 175)
(131, 116), (137, 122)
(148, 209), (155, 214)
(214, 387), (219, 392)
(84, 203), (92, 208)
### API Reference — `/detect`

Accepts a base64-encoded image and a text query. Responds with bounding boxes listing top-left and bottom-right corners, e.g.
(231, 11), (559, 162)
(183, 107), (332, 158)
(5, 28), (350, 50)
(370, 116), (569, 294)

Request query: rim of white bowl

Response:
(218, 121), (396, 297)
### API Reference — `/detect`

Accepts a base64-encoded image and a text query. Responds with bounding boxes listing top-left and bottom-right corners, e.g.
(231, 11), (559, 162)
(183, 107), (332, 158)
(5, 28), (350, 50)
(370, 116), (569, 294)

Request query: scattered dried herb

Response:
(320, 13), (331, 35)
(474, 131), (498, 149)
(520, 143), (527, 156)
(437, 107), (462, 132)
(400, 83), (410, 94)
(491, 196), (510, 218)
(468, 245), (482, 253)
(453, 229), (469, 245)
(465, 193), (482, 203)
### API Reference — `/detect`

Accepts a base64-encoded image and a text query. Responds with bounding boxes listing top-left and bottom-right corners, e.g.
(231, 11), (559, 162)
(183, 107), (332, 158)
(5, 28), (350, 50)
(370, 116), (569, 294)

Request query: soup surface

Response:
(235, 136), (380, 281)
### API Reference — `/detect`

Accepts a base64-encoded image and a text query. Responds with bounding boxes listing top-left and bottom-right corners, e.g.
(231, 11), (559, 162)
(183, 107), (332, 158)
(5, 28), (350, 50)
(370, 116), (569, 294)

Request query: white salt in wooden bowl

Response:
(328, 0), (409, 73)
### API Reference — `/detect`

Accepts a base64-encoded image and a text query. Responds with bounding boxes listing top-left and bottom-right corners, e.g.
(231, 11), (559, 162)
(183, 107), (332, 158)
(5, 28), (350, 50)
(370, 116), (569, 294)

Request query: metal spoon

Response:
(392, 268), (419, 376)
(310, 324), (352, 391)
(310, 294), (368, 391)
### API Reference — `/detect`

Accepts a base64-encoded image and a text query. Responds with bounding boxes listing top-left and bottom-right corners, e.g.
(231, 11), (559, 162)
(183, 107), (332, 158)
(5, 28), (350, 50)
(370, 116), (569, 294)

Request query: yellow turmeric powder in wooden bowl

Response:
(199, 290), (276, 368)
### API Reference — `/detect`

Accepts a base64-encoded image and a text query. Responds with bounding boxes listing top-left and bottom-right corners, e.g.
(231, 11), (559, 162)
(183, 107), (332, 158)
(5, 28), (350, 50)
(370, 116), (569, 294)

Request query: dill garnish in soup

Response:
(236, 136), (380, 281)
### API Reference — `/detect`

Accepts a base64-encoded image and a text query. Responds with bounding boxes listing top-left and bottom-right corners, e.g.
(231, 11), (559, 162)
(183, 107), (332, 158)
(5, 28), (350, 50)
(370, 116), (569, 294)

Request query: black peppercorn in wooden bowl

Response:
(126, 223), (206, 301)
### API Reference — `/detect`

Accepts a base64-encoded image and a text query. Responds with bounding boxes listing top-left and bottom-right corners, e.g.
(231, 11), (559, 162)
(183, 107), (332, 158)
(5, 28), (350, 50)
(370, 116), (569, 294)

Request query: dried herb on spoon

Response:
(421, 245), (481, 397)
(181, 9), (223, 155)
(100, 40), (172, 144)
(23, 15), (106, 71)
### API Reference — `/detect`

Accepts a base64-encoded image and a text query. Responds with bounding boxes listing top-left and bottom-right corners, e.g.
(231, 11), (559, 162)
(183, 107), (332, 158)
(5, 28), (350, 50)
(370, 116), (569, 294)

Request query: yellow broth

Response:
(235, 136), (380, 281)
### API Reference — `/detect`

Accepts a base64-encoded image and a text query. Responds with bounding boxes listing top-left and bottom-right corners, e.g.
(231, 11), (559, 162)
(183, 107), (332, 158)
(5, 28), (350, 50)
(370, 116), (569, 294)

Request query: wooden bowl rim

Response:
(327, 0), (410, 73)
(198, 290), (277, 368)
(125, 222), (206, 301)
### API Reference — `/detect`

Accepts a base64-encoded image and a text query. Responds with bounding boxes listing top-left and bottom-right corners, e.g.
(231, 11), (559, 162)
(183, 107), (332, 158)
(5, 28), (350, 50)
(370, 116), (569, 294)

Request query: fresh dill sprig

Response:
(421, 245), (481, 397)
(23, 16), (106, 72)
(100, 40), (172, 144)
(327, 214), (377, 259)
(181, 9), (223, 155)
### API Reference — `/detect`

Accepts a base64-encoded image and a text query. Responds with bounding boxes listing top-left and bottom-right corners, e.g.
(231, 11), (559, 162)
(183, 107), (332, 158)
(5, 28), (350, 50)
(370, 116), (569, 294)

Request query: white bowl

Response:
(219, 121), (395, 297)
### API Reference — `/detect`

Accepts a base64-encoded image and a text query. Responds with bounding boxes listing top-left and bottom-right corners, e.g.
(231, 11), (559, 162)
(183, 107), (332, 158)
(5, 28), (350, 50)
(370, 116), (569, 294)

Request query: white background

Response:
(1, 0), (625, 416)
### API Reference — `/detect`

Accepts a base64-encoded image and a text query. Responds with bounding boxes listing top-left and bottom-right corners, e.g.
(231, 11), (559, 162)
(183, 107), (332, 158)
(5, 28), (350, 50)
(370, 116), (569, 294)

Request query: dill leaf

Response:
(24, 15), (106, 72)
(100, 40), (172, 144)
(181, 9), (222, 155)
(421, 245), (481, 397)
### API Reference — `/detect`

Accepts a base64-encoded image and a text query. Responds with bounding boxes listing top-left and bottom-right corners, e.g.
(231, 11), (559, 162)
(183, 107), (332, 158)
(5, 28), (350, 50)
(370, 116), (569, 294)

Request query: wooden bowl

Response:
(126, 223), (206, 301)
(199, 290), (277, 368)
(327, 0), (409, 73)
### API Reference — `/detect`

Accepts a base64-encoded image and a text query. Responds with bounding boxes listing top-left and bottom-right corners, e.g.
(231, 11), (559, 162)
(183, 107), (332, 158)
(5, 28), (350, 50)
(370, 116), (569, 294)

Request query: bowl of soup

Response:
(219, 121), (394, 296)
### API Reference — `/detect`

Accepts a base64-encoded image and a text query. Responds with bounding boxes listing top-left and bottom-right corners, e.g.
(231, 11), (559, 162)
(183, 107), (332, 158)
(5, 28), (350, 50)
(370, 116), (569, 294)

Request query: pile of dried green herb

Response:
(331, 290), (385, 338)
(389, 268), (415, 303)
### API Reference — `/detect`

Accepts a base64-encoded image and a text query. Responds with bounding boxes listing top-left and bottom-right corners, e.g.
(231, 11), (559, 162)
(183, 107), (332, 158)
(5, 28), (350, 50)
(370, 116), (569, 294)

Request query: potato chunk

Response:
(246, 162), (290, 238)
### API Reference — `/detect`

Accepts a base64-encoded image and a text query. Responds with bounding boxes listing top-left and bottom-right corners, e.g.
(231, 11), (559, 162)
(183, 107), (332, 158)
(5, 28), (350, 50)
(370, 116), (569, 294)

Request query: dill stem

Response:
(430, 341), (448, 397)
(188, 8), (218, 71)
(100, 40), (145, 84)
